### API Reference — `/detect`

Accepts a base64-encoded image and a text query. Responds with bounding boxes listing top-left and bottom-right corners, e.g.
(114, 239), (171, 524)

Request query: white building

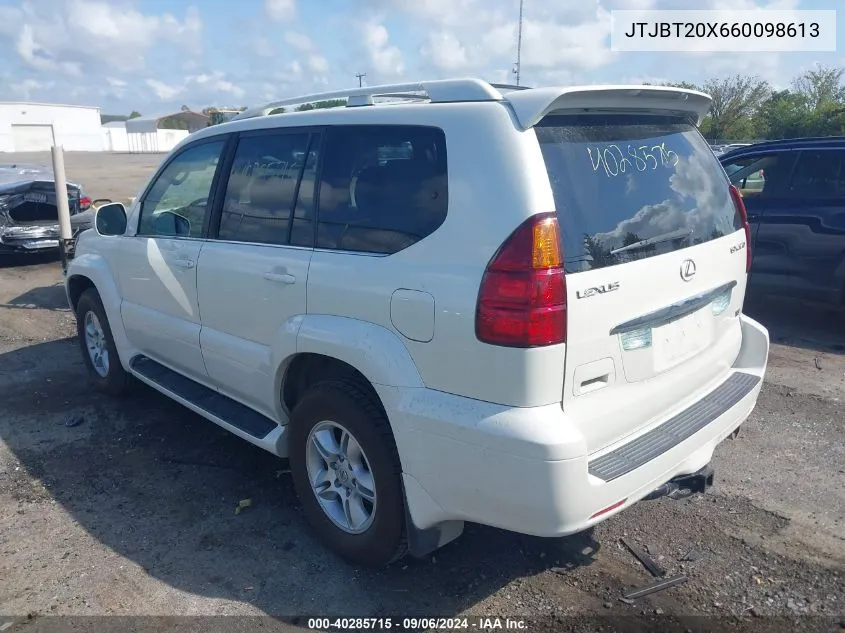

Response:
(123, 111), (209, 153)
(0, 101), (103, 152)
(101, 121), (130, 153)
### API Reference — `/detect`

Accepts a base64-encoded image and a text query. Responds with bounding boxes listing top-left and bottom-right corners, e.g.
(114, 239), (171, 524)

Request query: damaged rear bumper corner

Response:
(0, 225), (63, 254)
(0, 212), (94, 255)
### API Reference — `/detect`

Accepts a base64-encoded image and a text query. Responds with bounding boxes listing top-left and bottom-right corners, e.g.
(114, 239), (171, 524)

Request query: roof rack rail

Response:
(232, 78), (508, 121)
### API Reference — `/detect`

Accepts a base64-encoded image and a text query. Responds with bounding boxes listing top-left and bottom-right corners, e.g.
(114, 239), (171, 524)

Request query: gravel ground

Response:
(0, 152), (843, 633)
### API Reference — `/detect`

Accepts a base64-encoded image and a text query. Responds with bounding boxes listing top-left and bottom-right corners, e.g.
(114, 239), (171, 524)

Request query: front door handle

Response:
(264, 272), (296, 284)
(174, 258), (195, 269)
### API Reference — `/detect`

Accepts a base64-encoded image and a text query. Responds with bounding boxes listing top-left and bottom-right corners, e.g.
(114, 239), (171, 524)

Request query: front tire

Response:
(288, 380), (407, 566)
(75, 288), (131, 396)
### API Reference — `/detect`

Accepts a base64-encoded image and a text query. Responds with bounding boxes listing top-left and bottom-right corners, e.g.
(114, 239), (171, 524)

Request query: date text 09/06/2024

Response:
(307, 617), (528, 631)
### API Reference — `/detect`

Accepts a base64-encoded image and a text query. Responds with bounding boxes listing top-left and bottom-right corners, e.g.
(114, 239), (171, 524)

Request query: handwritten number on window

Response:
(588, 143), (679, 177)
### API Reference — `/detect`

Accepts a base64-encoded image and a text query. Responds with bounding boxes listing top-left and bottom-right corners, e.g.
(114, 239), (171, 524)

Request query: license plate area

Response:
(652, 308), (713, 372)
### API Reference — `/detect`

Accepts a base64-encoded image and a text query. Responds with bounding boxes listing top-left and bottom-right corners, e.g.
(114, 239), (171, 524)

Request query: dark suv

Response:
(720, 137), (845, 307)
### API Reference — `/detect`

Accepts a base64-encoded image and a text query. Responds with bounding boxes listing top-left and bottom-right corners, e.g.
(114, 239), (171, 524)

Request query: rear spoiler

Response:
(503, 85), (712, 130)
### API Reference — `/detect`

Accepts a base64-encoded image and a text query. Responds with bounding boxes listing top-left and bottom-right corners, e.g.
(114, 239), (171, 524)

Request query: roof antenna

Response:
(513, 0), (524, 86)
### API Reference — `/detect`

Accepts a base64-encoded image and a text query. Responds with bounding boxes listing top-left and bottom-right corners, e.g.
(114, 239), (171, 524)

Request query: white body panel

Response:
(196, 241), (312, 419)
(116, 236), (209, 383)
(392, 314), (768, 536)
(65, 79), (770, 549)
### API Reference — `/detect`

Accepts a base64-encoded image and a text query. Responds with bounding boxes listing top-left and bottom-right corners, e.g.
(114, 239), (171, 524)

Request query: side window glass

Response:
(788, 150), (845, 199)
(290, 139), (320, 247)
(316, 125), (448, 254)
(218, 132), (311, 245)
(138, 140), (226, 238)
(724, 153), (791, 198)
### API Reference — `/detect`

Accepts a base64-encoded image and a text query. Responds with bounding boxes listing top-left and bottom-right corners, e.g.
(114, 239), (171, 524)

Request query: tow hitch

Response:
(643, 465), (715, 501)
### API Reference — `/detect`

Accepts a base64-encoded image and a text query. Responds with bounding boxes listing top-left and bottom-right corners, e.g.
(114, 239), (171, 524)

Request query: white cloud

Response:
(307, 54), (330, 75)
(146, 79), (184, 101)
(0, 0), (839, 115)
(284, 30), (313, 52)
(10, 78), (55, 100)
(519, 10), (615, 71)
(186, 72), (246, 99)
(420, 32), (468, 71)
(266, 0), (295, 21)
(361, 21), (404, 76)
(15, 24), (82, 76)
(0, 0), (203, 77)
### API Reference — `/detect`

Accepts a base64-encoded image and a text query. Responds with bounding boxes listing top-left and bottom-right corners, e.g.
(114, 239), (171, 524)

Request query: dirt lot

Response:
(0, 152), (843, 632)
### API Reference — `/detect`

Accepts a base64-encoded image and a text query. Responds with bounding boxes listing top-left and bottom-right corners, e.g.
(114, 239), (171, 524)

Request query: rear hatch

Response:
(2, 180), (81, 224)
(533, 112), (748, 454)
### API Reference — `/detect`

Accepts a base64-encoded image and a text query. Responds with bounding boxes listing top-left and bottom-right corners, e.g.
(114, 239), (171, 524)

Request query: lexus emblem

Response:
(680, 259), (697, 281)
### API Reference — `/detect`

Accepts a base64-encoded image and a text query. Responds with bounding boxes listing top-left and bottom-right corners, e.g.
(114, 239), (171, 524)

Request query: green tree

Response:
(754, 90), (810, 139)
(295, 99), (346, 111)
(791, 65), (845, 110)
(698, 75), (772, 141)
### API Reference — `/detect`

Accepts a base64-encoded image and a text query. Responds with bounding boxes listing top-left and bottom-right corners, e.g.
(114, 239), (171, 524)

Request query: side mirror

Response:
(94, 203), (128, 236)
(153, 210), (191, 237)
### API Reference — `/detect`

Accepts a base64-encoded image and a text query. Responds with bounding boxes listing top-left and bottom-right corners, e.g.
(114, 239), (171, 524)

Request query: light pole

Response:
(513, 0), (524, 86)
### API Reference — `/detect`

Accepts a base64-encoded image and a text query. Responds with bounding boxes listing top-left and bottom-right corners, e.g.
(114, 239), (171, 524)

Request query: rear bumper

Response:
(384, 314), (769, 538)
(0, 213), (92, 255)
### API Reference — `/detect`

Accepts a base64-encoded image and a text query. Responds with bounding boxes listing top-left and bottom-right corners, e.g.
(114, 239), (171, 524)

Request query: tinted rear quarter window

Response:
(316, 125), (448, 254)
(535, 114), (741, 273)
(788, 149), (845, 198)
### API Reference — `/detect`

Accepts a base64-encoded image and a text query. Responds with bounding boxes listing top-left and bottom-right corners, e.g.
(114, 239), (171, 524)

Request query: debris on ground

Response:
(621, 538), (666, 577)
(680, 547), (703, 562)
(622, 574), (688, 600)
(234, 498), (252, 515)
(63, 415), (84, 428)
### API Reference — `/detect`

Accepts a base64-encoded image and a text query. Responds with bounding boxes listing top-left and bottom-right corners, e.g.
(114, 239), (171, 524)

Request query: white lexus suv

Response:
(65, 79), (770, 566)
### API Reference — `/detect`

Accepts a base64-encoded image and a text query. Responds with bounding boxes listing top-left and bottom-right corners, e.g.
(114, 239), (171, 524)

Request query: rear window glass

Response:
(535, 114), (741, 273)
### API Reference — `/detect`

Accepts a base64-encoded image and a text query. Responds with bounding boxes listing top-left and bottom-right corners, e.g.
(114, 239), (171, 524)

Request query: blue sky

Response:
(0, 0), (842, 116)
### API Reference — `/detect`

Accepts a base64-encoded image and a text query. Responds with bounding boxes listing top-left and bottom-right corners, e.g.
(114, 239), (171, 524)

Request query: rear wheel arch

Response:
(282, 353), (385, 418)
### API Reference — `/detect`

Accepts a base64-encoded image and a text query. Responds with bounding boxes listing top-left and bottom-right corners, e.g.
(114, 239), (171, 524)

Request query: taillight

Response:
(729, 184), (751, 273)
(79, 196), (91, 210)
(475, 212), (567, 347)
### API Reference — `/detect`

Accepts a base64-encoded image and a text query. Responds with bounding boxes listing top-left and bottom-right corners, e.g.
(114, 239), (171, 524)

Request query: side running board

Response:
(129, 355), (278, 440)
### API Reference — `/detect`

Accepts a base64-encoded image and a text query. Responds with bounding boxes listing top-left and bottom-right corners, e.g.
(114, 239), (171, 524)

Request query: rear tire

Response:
(75, 288), (131, 396)
(288, 379), (407, 567)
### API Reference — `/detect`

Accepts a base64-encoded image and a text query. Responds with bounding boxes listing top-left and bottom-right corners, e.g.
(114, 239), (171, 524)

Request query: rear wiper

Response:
(610, 228), (693, 255)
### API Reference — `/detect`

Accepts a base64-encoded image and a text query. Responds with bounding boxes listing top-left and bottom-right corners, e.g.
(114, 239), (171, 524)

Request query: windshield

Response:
(535, 113), (742, 273)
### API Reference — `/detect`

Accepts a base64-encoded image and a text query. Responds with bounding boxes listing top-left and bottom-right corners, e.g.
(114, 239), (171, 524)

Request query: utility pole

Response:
(355, 72), (367, 87)
(513, 0), (524, 86)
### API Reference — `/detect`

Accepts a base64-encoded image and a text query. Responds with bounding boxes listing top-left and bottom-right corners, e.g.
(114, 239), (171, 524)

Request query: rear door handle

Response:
(174, 258), (195, 269)
(264, 272), (296, 284)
